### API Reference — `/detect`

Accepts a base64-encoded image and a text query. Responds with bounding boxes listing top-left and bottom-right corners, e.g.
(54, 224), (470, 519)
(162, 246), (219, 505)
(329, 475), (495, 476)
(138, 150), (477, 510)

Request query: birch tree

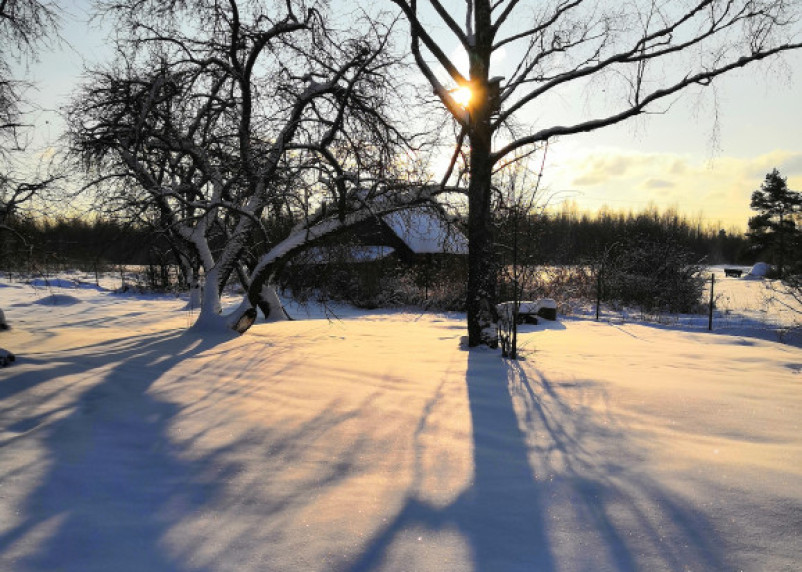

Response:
(388, 0), (802, 346)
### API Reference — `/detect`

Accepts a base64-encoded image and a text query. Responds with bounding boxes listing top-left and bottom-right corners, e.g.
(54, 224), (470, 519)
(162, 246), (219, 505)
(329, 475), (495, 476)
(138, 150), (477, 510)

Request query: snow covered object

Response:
(497, 299), (558, 325)
(747, 261), (771, 277)
(0, 308), (12, 366)
(0, 348), (14, 367)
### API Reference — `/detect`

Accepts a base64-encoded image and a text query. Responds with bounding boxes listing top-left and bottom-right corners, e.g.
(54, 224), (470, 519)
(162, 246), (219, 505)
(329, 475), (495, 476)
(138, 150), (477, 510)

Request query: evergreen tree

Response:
(747, 169), (802, 277)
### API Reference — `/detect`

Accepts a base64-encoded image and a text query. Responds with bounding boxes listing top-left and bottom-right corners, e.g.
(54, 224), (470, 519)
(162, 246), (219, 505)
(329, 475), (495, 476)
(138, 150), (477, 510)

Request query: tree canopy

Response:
(748, 168), (802, 276)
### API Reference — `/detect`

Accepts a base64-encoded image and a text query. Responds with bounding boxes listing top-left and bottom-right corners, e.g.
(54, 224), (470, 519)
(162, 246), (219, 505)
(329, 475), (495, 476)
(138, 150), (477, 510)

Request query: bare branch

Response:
(492, 41), (802, 161)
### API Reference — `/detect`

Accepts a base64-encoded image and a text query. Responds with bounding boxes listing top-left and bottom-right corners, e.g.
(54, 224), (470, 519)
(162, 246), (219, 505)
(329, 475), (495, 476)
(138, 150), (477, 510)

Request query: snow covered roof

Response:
(300, 245), (396, 264)
(382, 209), (468, 255)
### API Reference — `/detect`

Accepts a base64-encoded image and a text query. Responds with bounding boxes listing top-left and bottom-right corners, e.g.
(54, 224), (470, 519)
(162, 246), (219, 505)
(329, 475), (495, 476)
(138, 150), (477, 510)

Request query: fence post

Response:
(708, 273), (715, 331)
(595, 264), (602, 321)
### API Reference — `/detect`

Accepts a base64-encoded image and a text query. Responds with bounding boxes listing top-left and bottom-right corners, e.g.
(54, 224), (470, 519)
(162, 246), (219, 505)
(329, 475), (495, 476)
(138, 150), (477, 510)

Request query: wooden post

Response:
(708, 273), (715, 331)
(595, 264), (602, 321)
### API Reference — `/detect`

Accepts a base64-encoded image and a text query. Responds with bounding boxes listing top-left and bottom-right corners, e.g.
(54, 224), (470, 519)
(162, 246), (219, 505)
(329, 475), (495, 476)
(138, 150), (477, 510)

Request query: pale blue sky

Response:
(16, 1), (802, 230)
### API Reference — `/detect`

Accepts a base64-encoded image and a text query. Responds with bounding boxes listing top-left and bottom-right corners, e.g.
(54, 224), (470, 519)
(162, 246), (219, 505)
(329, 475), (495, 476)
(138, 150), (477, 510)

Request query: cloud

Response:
(545, 147), (802, 229)
(569, 153), (651, 186)
(641, 178), (675, 190)
(778, 153), (802, 176)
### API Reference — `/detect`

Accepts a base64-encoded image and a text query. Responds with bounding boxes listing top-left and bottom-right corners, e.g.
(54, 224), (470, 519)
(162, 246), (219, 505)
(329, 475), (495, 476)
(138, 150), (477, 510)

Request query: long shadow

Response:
(0, 330), (230, 571)
(349, 349), (732, 571)
(1, 327), (387, 571)
(514, 364), (730, 570)
(349, 349), (555, 571)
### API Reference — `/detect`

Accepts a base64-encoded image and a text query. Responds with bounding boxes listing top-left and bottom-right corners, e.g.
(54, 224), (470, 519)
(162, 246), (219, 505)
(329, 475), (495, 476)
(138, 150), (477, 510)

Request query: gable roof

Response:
(382, 208), (468, 255)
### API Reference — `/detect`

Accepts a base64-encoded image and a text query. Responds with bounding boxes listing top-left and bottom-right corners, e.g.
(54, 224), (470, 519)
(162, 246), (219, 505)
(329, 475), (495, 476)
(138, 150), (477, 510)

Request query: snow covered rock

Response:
(0, 348), (14, 367)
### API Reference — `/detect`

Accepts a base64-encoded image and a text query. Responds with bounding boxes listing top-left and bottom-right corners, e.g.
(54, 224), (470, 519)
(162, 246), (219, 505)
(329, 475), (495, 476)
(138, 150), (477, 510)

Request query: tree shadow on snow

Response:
(0, 328), (387, 571)
(348, 350), (731, 572)
(0, 330), (234, 572)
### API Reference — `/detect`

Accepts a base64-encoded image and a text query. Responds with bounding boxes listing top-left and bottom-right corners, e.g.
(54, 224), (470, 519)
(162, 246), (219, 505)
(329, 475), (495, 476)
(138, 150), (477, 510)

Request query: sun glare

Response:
(452, 85), (472, 108)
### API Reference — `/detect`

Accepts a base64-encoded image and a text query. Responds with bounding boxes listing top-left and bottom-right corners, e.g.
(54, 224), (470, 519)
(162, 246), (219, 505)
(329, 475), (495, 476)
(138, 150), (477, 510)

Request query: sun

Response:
(451, 85), (472, 108)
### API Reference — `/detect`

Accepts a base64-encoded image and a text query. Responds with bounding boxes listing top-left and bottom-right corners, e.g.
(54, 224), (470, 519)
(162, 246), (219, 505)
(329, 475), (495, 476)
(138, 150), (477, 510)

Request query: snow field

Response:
(0, 274), (800, 571)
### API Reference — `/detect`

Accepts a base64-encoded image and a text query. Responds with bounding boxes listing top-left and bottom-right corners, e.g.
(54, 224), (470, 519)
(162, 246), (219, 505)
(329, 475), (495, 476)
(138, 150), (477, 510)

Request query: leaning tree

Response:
(70, 0), (447, 333)
(387, 0), (802, 346)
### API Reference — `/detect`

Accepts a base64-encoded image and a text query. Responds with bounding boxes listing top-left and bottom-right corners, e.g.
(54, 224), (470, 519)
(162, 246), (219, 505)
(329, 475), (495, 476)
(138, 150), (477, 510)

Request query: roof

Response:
(382, 209), (468, 255)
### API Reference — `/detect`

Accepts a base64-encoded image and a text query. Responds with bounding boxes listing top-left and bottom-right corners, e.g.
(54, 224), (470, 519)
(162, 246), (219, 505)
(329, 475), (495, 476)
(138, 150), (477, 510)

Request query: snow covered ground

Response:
(0, 270), (800, 571)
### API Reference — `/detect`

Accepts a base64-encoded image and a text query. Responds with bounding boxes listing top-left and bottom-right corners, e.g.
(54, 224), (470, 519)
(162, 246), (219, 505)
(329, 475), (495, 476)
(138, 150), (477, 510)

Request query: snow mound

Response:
(747, 262), (770, 277)
(33, 294), (83, 306)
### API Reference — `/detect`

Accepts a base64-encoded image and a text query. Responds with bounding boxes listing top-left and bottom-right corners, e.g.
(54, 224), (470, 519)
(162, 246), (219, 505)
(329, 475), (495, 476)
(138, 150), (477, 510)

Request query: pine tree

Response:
(747, 169), (802, 277)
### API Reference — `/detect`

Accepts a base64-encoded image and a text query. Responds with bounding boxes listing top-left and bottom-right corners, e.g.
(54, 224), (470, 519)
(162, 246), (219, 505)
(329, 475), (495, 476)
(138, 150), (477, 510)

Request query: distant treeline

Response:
(515, 205), (752, 265)
(1, 205), (752, 274)
(0, 216), (164, 271)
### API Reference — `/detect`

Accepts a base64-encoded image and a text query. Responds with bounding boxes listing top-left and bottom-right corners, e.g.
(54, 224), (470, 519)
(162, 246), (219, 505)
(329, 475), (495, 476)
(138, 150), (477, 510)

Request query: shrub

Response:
(600, 234), (706, 315)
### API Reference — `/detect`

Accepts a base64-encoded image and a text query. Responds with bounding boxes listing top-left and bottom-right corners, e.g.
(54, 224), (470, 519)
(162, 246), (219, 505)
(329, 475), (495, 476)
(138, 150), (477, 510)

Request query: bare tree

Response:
(495, 151), (548, 359)
(70, 0), (442, 333)
(387, 0), (802, 346)
(1, 0), (59, 146)
(1, 0), (61, 365)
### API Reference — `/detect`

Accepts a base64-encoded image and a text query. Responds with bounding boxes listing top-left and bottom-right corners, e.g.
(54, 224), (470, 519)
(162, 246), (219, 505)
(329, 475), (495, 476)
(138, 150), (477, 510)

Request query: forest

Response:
(0, 204), (752, 270)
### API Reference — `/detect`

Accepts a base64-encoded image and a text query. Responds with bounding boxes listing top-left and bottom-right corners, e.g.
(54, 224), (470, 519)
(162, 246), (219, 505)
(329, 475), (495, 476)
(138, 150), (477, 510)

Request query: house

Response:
(298, 207), (468, 266)
(285, 207), (468, 307)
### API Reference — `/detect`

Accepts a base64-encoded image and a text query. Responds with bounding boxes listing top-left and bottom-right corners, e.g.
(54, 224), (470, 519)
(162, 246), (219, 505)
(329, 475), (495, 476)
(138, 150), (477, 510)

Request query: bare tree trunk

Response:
(191, 267), (225, 330)
(466, 2), (498, 347)
(467, 131), (497, 347)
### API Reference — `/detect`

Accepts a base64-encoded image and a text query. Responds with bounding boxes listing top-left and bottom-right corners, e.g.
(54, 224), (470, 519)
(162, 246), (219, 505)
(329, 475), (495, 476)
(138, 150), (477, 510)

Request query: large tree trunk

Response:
(258, 284), (292, 322)
(466, 128), (498, 347)
(190, 267), (226, 331)
(466, 3), (498, 348)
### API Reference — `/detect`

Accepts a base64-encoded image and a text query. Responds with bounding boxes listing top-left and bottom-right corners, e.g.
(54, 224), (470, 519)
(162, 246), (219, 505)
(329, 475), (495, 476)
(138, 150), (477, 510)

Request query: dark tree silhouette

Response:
(388, 0), (802, 346)
(69, 0), (447, 333)
(1, 0), (61, 365)
(748, 168), (802, 277)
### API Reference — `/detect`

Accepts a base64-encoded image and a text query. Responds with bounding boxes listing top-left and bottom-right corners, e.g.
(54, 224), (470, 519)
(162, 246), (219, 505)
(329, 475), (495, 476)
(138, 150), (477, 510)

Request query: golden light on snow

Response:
(451, 85), (472, 108)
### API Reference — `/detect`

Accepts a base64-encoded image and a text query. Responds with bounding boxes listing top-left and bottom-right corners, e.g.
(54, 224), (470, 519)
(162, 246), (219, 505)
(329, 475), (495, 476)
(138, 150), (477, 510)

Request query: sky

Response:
(539, 55), (802, 232)
(14, 0), (802, 232)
